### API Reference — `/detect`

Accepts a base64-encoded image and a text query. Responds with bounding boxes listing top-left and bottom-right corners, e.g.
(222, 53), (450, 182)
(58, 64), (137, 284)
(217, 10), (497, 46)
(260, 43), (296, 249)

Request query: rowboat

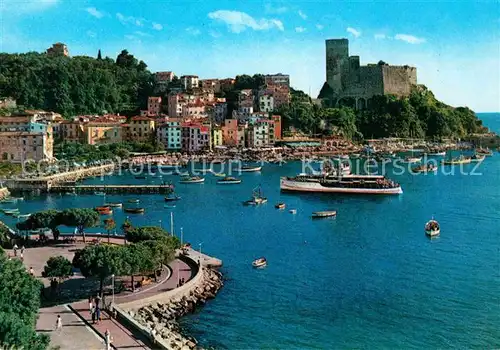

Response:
(106, 202), (123, 208)
(124, 207), (145, 214)
(180, 176), (205, 184)
(252, 257), (267, 268)
(442, 155), (471, 165)
(275, 203), (286, 209)
(425, 219), (440, 237)
(239, 166), (262, 172)
(217, 177), (242, 184)
(312, 210), (337, 218)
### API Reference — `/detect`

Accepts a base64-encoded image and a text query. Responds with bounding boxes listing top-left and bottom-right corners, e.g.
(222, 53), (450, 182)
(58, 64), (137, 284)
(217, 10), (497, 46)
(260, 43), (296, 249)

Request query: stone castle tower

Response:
(324, 38), (417, 110)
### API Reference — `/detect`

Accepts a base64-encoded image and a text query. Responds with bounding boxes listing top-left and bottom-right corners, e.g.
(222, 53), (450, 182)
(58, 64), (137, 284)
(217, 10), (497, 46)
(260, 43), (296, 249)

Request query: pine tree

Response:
(97, 49), (102, 60)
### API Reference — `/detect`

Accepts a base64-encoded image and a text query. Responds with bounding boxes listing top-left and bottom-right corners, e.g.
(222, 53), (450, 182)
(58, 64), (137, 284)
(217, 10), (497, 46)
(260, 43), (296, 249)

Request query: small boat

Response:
(239, 166), (262, 172)
(217, 177), (242, 184)
(194, 168), (212, 174)
(11, 197), (24, 201)
(425, 219), (440, 237)
(135, 176), (147, 179)
(106, 202), (123, 208)
(252, 257), (267, 268)
(164, 204), (176, 209)
(412, 163), (438, 173)
(128, 199), (140, 203)
(94, 191), (106, 196)
(2, 208), (19, 214)
(243, 186), (267, 205)
(213, 172), (226, 177)
(475, 148), (493, 156)
(164, 195), (181, 201)
(275, 203), (286, 209)
(95, 206), (112, 215)
(15, 213), (32, 219)
(442, 155), (471, 165)
(289, 209), (297, 214)
(404, 156), (422, 163)
(124, 207), (145, 214)
(427, 151), (446, 156)
(0, 199), (17, 204)
(470, 154), (485, 162)
(312, 210), (337, 218)
(180, 176), (205, 184)
(65, 192), (77, 196)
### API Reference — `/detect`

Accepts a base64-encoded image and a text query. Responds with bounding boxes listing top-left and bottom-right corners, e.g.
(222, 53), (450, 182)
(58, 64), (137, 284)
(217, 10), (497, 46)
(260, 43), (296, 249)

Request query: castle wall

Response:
(325, 39), (349, 95)
(342, 65), (383, 99)
(382, 66), (417, 96)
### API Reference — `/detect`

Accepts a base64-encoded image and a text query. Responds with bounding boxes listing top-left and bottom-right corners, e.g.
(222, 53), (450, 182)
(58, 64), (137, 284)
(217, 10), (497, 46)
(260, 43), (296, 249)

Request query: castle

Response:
(323, 38), (417, 110)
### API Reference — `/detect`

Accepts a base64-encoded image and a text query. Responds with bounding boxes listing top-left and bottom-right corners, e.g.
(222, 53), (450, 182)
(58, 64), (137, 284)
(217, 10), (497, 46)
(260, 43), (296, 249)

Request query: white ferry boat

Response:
(280, 173), (403, 195)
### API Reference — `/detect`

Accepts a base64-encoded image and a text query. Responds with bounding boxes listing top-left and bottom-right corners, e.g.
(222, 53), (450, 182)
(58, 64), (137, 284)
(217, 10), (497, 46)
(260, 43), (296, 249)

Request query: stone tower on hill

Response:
(322, 38), (417, 110)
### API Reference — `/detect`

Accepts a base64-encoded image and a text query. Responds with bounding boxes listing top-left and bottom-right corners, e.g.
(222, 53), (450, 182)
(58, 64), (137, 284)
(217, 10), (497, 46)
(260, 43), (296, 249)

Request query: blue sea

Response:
(2, 113), (499, 349)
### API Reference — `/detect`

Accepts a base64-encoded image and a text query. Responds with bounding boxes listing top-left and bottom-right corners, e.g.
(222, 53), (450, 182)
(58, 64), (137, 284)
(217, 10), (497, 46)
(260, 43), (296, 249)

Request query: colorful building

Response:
(259, 94), (274, 112)
(148, 96), (162, 116)
(222, 119), (238, 146)
(181, 122), (211, 152)
(247, 119), (275, 148)
(180, 75), (199, 90)
(212, 126), (223, 148)
(156, 118), (182, 151)
(124, 117), (155, 143)
(272, 115), (282, 140)
(0, 124), (53, 162)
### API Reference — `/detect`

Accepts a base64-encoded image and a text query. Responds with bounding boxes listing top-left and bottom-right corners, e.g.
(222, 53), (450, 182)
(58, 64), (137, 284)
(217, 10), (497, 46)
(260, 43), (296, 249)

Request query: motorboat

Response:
(425, 219), (440, 237)
(95, 206), (112, 215)
(403, 156), (422, 163)
(180, 176), (205, 184)
(105, 202), (122, 208)
(239, 165), (262, 172)
(475, 147), (493, 156)
(275, 203), (286, 209)
(243, 186), (267, 205)
(426, 151), (446, 156)
(164, 195), (181, 201)
(94, 191), (106, 196)
(2, 209), (20, 215)
(128, 199), (140, 203)
(412, 163), (438, 173)
(124, 207), (145, 214)
(312, 210), (337, 218)
(217, 177), (242, 184)
(213, 172), (226, 177)
(442, 155), (471, 165)
(470, 154), (485, 162)
(252, 257), (267, 268)
(14, 213), (31, 219)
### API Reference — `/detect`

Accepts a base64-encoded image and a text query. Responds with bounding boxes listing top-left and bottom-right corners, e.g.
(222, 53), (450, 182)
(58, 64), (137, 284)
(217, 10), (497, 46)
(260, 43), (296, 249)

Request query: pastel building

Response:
(124, 117), (155, 143)
(148, 96), (162, 116)
(0, 124), (53, 162)
(212, 126), (223, 148)
(181, 122), (211, 152)
(156, 118), (182, 151)
(167, 93), (186, 117)
(84, 121), (123, 145)
(222, 119), (238, 146)
(182, 100), (206, 118)
(180, 75), (199, 90)
(247, 119), (275, 148)
(213, 103), (228, 123)
(259, 94), (274, 112)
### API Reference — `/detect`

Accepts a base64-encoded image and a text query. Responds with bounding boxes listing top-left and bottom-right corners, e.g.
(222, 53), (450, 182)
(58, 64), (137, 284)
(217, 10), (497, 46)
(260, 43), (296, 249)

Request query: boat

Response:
(312, 210), (337, 218)
(95, 206), (112, 215)
(350, 153), (361, 158)
(15, 213), (32, 219)
(289, 209), (297, 214)
(164, 204), (176, 209)
(280, 173), (403, 195)
(194, 168), (212, 174)
(239, 165), (262, 172)
(217, 177), (242, 184)
(0, 198), (17, 204)
(128, 199), (140, 203)
(470, 154), (485, 162)
(275, 203), (286, 209)
(427, 151), (446, 156)
(105, 202), (123, 208)
(135, 176), (147, 179)
(95, 206), (110, 211)
(213, 172), (226, 177)
(442, 155), (472, 165)
(425, 219), (440, 237)
(94, 191), (106, 196)
(2, 209), (19, 215)
(412, 163), (438, 173)
(475, 147), (493, 156)
(243, 186), (267, 205)
(403, 156), (422, 163)
(252, 257), (267, 268)
(180, 176), (205, 184)
(164, 195), (181, 201)
(124, 207), (145, 214)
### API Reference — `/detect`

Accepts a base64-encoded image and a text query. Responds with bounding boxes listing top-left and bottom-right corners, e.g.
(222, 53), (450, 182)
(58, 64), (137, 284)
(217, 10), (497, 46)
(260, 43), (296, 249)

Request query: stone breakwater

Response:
(135, 267), (223, 350)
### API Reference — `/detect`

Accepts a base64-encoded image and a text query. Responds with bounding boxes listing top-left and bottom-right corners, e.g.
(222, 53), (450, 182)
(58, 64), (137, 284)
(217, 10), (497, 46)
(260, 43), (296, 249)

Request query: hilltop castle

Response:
(322, 38), (417, 110)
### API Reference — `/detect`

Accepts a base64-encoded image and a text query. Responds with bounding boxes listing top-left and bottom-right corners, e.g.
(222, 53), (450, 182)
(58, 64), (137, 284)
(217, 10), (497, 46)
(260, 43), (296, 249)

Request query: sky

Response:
(1, 0), (499, 112)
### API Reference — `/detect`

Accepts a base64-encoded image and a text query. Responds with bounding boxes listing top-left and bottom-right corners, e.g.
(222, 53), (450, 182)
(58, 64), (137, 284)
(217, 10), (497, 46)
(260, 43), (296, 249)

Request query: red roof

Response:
(131, 116), (154, 121)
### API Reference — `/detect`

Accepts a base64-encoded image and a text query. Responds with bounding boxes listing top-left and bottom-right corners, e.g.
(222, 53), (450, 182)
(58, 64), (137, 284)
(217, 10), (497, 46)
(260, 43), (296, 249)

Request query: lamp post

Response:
(198, 242), (203, 266)
(111, 274), (115, 305)
(180, 227), (183, 247)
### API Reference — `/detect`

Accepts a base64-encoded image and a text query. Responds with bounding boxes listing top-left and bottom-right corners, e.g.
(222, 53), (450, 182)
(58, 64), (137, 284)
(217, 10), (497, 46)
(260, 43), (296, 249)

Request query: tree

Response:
(104, 218), (116, 243)
(121, 243), (155, 291)
(125, 226), (168, 243)
(97, 49), (102, 60)
(43, 256), (73, 283)
(73, 244), (124, 296)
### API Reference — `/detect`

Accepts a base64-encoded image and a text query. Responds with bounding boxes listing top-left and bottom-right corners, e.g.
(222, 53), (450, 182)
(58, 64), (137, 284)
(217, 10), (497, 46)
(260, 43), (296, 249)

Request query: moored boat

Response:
(106, 202), (123, 208)
(15, 213), (32, 219)
(213, 172), (226, 177)
(442, 155), (471, 165)
(252, 257), (267, 268)
(94, 191), (106, 196)
(280, 173), (403, 195)
(2, 209), (20, 215)
(128, 199), (140, 203)
(217, 177), (242, 184)
(404, 156), (422, 163)
(471, 154), (485, 162)
(427, 151), (446, 156)
(243, 186), (267, 205)
(239, 165), (262, 172)
(312, 210), (337, 218)
(412, 163), (438, 173)
(124, 207), (145, 214)
(475, 147), (493, 156)
(164, 194), (181, 201)
(275, 202), (286, 209)
(425, 219), (440, 237)
(180, 176), (205, 184)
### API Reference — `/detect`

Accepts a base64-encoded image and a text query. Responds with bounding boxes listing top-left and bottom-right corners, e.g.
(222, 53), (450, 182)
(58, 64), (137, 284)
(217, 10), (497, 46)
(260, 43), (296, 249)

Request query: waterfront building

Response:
(181, 122), (211, 152)
(156, 118), (182, 151)
(247, 119), (275, 148)
(212, 126), (223, 148)
(222, 119), (238, 146)
(264, 73), (290, 87)
(272, 115), (282, 140)
(323, 38), (417, 110)
(0, 124), (53, 162)
(84, 120), (123, 145)
(237, 124), (247, 147)
(123, 116), (155, 143)
(259, 94), (274, 112)
(213, 102), (228, 123)
(180, 75), (199, 91)
(47, 42), (69, 57)
(148, 97), (162, 116)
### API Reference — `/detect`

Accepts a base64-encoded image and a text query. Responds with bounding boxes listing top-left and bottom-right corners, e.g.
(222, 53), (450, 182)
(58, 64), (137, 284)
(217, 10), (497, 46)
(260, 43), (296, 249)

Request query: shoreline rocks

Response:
(134, 267), (223, 350)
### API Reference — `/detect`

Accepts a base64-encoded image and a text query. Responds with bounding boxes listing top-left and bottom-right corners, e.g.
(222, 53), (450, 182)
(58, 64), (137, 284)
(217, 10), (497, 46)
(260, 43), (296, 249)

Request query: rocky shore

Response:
(134, 267), (223, 350)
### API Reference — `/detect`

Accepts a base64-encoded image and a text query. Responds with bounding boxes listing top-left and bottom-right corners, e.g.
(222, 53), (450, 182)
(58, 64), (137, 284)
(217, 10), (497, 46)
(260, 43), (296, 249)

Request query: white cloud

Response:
(85, 7), (104, 19)
(295, 26), (306, 33)
(209, 31), (222, 38)
(208, 10), (284, 33)
(316, 24), (324, 30)
(134, 31), (151, 37)
(1, 0), (58, 14)
(186, 27), (201, 36)
(264, 4), (287, 14)
(152, 22), (163, 31)
(116, 12), (144, 27)
(346, 27), (361, 38)
(395, 34), (426, 44)
(298, 10), (307, 20)
(374, 33), (386, 40)
(86, 30), (96, 38)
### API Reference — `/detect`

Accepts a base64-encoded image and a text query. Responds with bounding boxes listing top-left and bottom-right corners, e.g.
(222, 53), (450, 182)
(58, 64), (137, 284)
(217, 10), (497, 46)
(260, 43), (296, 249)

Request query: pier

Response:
(50, 184), (173, 194)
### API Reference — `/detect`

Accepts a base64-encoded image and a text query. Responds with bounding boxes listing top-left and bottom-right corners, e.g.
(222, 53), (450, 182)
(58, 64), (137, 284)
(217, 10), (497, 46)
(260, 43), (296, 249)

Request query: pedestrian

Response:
(55, 315), (62, 331)
(91, 307), (96, 324)
(13, 244), (18, 257)
(29, 267), (34, 276)
(20, 245), (25, 254)
(20, 252), (24, 261)
(150, 328), (156, 345)
(104, 329), (112, 350)
(88, 296), (93, 314)
(95, 307), (101, 324)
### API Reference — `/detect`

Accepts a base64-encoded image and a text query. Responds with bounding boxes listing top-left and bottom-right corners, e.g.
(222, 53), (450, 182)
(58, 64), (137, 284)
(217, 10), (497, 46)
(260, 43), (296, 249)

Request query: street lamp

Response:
(111, 274), (115, 305)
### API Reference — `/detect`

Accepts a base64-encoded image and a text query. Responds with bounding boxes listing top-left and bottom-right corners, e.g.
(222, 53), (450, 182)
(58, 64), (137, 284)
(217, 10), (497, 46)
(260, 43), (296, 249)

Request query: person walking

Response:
(104, 329), (112, 350)
(20, 245), (25, 255)
(13, 244), (18, 257)
(55, 315), (62, 331)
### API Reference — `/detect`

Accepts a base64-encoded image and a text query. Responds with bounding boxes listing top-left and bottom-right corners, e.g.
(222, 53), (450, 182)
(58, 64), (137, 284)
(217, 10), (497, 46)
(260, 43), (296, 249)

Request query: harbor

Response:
(49, 184), (174, 195)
